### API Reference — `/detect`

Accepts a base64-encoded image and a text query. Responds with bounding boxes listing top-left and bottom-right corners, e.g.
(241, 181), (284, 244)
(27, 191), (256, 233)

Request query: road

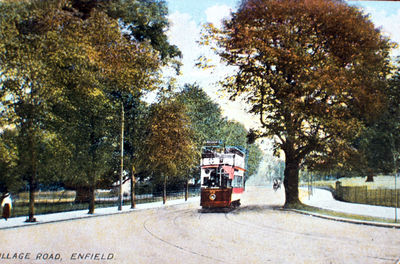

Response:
(0, 187), (399, 264)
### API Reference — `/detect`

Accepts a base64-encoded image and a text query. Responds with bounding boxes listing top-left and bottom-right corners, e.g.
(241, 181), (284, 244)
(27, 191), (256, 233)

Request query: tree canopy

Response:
(0, 0), (177, 217)
(201, 0), (394, 206)
(0, 0), (264, 219)
(177, 84), (263, 181)
(138, 97), (198, 203)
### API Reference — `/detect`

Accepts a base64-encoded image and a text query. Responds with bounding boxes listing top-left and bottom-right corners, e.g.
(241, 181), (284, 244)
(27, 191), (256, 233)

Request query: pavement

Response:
(299, 187), (400, 228)
(1, 188), (400, 230)
(0, 197), (200, 230)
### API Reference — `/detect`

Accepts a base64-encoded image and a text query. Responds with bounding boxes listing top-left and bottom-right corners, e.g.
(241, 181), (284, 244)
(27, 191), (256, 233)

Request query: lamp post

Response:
(391, 132), (398, 222)
(118, 104), (124, 211)
(394, 170), (399, 223)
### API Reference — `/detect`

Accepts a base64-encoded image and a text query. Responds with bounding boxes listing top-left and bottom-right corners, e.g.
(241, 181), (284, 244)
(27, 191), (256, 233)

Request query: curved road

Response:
(1, 187), (399, 264)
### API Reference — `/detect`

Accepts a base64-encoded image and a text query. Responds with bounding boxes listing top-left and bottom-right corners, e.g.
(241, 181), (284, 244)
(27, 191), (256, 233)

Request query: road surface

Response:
(0, 187), (399, 264)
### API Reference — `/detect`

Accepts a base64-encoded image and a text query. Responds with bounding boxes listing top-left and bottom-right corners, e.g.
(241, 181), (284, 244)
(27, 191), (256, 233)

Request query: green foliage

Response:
(246, 144), (263, 178)
(0, 129), (19, 193)
(387, 63), (400, 166)
(0, 0), (70, 219)
(177, 83), (223, 148)
(139, 97), (198, 186)
(318, 61), (400, 179)
(0, 0), (266, 217)
(0, 0), (173, 214)
(177, 83), (263, 179)
(99, 0), (182, 62)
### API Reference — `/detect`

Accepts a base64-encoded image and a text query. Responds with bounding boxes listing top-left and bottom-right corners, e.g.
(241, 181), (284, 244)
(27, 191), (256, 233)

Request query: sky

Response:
(165, 0), (400, 130)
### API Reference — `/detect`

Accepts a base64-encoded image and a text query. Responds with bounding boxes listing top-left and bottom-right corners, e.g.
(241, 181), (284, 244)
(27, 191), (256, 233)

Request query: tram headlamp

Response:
(209, 193), (216, 200)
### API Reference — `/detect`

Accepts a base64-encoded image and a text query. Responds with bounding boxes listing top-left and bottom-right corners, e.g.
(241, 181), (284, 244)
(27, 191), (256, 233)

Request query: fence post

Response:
(335, 181), (342, 200)
(363, 186), (367, 204)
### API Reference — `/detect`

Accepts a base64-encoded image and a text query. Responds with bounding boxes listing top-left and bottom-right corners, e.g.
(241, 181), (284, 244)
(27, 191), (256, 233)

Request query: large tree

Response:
(66, 0), (181, 210)
(47, 4), (163, 214)
(139, 98), (198, 204)
(358, 62), (400, 180)
(387, 63), (400, 173)
(309, 61), (400, 181)
(0, 0), (171, 216)
(202, 0), (393, 207)
(0, 0), (68, 221)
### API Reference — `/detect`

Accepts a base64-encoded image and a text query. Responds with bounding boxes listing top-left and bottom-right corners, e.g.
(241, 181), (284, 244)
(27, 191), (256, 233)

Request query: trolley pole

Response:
(118, 104), (124, 211)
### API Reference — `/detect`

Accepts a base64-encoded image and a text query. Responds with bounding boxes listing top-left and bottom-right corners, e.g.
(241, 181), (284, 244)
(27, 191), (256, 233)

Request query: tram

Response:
(200, 141), (247, 209)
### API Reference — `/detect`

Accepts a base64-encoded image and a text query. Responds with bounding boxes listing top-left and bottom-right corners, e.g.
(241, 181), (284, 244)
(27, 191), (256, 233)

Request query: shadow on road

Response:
(233, 204), (283, 214)
(197, 204), (283, 215)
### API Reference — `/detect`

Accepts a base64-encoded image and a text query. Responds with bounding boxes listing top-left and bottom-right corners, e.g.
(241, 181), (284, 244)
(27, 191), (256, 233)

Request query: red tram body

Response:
(200, 141), (246, 209)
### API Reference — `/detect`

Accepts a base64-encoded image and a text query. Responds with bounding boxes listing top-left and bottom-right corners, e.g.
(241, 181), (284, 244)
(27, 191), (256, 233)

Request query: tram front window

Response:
(203, 169), (219, 187)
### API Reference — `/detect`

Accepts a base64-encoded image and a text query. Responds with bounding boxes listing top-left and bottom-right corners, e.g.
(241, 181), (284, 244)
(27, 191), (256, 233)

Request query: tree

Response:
(0, 0), (169, 216)
(219, 119), (263, 178)
(202, 0), (393, 207)
(177, 84), (263, 182)
(66, 0), (181, 210)
(357, 62), (400, 180)
(47, 4), (162, 214)
(177, 84), (224, 147)
(110, 95), (149, 209)
(354, 122), (395, 182)
(67, 0), (181, 63)
(139, 98), (198, 204)
(0, 129), (19, 195)
(0, 0), (68, 221)
(387, 63), (400, 174)
(313, 62), (400, 182)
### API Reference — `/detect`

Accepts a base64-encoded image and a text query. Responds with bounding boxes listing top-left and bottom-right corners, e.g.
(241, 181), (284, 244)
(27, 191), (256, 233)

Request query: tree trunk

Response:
(163, 174), (167, 204)
(366, 169), (374, 182)
(283, 156), (301, 208)
(27, 126), (37, 223)
(75, 187), (91, 203)
(185, 179), (189, 201)
(88, 185), (95, 214)
(365, 175), (374, 182)
(27, 173), (36, 222)
(130, 172), (136, 209)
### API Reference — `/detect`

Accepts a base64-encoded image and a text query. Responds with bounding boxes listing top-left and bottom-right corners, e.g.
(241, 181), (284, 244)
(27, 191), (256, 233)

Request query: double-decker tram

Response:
(200, 141), (246, 209)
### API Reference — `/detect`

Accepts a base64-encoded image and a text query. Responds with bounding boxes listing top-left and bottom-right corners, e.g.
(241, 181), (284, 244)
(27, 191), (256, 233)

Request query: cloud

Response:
(166, 9), (259, 129)
(361, 6), (400, 57)
(167, 11), (200, 64)
(205, 4), (232, 28)
(167, 9), (234, 92)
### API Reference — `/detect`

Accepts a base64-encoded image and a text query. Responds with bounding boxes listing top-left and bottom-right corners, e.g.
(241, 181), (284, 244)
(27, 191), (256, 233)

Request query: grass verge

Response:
(287, 202), (399, 224)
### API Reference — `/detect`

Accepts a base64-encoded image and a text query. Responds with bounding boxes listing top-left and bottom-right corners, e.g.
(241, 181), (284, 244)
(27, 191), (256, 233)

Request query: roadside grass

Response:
(288, 202), (398, 224)
(296, 189), (398, 224)
(309, 175), (398, 190)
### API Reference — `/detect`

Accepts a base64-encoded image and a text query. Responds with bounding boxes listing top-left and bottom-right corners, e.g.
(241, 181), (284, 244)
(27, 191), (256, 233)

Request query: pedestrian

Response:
(1, 193), (12, 221)
(273, 178), (281, 192)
